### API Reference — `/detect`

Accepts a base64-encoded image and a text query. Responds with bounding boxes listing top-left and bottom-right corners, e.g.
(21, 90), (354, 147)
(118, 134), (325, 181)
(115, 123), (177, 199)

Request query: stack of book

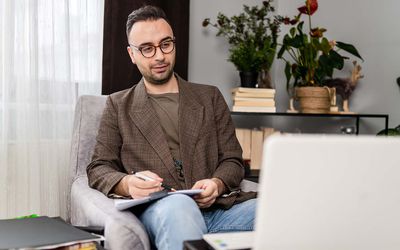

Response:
(231, 87), (276, 113)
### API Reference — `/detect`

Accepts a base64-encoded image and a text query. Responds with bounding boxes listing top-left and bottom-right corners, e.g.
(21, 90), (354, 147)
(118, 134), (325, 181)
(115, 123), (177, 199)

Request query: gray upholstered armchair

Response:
(68, 95), (258, 250)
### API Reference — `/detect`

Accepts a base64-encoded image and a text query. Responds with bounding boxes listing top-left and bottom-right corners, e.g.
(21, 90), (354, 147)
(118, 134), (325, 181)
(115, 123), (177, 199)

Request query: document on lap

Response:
(114, 189), (203, 210)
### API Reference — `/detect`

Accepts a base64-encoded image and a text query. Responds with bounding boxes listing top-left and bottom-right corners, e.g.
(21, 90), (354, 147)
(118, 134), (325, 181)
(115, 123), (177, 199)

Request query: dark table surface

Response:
(183, 239), (251, 250)
(183, 239), (214, 250)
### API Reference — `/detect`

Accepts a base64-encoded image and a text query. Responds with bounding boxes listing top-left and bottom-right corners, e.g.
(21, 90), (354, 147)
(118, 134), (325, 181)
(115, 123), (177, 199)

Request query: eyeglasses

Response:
(129, 39), (176, 58)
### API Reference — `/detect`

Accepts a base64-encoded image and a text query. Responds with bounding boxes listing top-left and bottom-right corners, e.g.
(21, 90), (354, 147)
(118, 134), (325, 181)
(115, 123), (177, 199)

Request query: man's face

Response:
(127, 19), (175, 85)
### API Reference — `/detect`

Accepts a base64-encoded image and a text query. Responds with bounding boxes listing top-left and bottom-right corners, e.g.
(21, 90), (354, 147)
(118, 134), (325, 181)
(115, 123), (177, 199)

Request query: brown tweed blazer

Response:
(87, 75), (256, 209)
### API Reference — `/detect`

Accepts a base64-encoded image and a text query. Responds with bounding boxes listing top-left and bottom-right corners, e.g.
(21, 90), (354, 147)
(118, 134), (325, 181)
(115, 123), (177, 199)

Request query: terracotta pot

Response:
(295, 87), (333, 113)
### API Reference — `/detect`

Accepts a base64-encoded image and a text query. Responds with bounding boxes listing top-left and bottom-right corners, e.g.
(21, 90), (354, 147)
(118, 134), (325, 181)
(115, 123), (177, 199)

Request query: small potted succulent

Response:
(277, 0), (363, 113)
(202, 0), (280, 88)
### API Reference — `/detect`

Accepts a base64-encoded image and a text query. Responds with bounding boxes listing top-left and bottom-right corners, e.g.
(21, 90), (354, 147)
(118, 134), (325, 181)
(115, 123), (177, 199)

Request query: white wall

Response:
(189, 0), (400, 133)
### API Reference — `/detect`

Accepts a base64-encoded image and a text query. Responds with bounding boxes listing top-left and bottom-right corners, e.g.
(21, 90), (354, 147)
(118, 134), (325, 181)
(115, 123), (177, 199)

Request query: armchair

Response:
(68, 95), (258, 250)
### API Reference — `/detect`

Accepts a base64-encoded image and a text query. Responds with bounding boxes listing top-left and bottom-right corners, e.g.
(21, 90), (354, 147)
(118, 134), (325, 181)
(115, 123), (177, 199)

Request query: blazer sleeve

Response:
(211, 87), (245, 193)
(87, 96), (127, 196)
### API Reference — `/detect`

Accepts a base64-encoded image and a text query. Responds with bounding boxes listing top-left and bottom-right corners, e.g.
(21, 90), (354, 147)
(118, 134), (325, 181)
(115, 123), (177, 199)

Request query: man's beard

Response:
(144, 61), (175, 85)
(144, 68), (174, 85)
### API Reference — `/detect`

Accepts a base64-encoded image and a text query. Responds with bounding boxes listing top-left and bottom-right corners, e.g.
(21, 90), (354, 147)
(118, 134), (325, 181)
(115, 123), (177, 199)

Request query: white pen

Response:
(133, 172), (176, 192)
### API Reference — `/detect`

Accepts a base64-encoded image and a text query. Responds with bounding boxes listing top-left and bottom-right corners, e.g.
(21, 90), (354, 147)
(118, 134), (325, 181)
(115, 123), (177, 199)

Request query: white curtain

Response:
(0, 0), (104, 219)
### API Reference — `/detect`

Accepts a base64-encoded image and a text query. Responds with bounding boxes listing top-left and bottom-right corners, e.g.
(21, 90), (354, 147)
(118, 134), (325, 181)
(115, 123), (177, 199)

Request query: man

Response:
(87, 5), (257, 250)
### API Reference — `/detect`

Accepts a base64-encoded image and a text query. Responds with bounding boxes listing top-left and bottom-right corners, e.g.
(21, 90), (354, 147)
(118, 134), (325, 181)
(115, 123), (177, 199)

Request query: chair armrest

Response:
(70, 176), (150, 250)
(239, 179), (258, 192)
(74, 225), (104, 236)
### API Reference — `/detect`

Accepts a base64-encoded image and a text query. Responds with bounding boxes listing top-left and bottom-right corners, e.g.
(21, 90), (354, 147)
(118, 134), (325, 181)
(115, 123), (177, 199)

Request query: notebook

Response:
(114, 189), (203, 210)
(0, 216), (103, 249)
(254, 135), (400, 250)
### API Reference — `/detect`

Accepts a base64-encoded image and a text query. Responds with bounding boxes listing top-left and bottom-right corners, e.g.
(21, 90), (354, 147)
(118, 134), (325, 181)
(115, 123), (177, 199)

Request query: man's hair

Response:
(126, 5), (170, 40)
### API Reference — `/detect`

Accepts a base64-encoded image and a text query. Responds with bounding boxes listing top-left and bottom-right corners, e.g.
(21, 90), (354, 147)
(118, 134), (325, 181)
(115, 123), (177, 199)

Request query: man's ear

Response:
(127, 46), (136, 64)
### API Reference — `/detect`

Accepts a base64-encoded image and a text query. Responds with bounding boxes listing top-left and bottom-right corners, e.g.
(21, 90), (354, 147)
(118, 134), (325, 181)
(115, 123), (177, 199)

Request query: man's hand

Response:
(115, 170), (163, 199)
(192, 178), (225, 208)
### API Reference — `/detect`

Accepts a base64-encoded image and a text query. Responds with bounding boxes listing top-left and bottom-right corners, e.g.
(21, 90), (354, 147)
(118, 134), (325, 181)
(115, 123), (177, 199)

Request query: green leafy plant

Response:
(277, 0), (363, 89)
(202, 0), (280, 73)
(377, 125), (400, 136)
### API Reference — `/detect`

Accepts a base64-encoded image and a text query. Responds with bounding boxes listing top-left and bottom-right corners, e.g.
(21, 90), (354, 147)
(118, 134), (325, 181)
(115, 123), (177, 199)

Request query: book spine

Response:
(232, 106), (276, 113)
(234, 100), (275, 107)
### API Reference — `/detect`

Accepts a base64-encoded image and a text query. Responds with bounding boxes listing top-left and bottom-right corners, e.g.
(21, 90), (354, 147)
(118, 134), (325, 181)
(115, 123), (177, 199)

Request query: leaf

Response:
(286, 35), (303, 48)
(290, 27), (296, 37)
(277, 44), (286, 58)
(320, 37), (331, 54)
(336, 41), (363, 60)
(318, 54), (334, 77)
(314, 67), (324, 83)
(317, 49), (345, 79)
(329, 50), (344, 70)
(297, 21), (304, 36)
(297, 65), (309, 81)
(311, 37), (321, 49)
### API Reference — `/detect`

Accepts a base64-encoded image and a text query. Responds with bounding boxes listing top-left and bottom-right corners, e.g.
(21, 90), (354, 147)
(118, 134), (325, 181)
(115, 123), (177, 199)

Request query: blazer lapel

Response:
(178, 77), (204, 188)
(128, 80), (180, 184)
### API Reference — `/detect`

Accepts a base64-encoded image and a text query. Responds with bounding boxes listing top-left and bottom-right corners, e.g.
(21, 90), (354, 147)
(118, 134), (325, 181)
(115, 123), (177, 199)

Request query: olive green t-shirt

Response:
(148, 93), (184, 184)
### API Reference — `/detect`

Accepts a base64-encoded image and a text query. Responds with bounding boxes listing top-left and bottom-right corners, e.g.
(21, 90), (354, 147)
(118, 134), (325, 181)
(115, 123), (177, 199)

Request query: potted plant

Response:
(277, 0), (363, 113)
(377, 125), (400, 136)
(202, 0), (280, 88)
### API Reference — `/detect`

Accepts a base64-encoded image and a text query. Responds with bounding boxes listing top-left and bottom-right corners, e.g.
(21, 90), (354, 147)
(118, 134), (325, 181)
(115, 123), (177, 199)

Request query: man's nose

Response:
(153, 46), (165, 60)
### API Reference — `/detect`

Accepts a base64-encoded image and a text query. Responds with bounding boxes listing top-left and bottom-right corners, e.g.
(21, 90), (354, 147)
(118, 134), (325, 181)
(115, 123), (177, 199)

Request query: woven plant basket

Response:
(295, 87), (332, 113)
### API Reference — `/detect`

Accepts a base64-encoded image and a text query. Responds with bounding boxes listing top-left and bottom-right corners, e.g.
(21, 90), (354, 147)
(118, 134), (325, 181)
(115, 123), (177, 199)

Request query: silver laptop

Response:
(254, 135), (400, 250)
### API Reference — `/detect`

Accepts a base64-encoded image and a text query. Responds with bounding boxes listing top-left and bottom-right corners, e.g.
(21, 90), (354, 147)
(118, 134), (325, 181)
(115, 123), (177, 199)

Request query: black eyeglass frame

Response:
(129, 38), (176, 58)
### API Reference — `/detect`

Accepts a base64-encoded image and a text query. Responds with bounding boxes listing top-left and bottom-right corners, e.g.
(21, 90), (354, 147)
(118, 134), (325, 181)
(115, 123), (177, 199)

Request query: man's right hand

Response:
(114, 170), (163, 199)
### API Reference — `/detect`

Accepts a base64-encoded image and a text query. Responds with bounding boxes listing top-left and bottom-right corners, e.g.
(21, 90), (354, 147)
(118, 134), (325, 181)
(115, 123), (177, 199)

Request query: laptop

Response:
(254, 135), (400, 250)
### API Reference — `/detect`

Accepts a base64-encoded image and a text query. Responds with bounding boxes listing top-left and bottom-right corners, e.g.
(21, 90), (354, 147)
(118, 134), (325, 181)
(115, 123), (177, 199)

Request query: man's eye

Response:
(141, 46), (154, 53)
(160, 41), (172, 49)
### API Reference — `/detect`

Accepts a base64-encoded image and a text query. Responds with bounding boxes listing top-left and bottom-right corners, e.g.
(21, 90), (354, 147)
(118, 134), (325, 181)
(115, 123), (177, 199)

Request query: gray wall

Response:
(189, 0), (264, 102)
(188, 0), (400, 134)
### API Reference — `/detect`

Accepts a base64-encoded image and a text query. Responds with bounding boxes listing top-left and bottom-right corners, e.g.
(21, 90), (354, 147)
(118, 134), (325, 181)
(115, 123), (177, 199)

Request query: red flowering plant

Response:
(277, 0), (363, 89)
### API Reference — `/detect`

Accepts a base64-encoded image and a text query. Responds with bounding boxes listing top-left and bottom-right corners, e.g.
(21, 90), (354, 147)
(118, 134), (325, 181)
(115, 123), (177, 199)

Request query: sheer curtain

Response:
(0, 0), (104, 219)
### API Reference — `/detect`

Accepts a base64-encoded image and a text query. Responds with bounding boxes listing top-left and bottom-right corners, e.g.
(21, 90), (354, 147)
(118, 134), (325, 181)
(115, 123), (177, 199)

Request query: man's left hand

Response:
(192, 178), (224, 208)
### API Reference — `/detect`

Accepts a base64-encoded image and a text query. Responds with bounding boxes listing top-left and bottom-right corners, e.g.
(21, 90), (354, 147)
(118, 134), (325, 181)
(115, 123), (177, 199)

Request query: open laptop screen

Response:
(255, 135), (400, 250)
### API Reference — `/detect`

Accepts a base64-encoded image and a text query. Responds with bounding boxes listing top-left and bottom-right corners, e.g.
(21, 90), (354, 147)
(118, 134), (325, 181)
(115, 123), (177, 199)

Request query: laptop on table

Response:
(254, 135), (400, 250)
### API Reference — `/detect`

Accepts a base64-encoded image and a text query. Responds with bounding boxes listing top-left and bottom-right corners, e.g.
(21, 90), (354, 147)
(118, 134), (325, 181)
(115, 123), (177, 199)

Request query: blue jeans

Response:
(138, 194), (256, 250)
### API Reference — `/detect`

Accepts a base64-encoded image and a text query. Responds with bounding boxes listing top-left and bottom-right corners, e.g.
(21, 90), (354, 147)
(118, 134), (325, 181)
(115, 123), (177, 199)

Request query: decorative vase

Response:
(295, 86), (334, 113)
(239, 71), (258, 88)
(257, 69), (273, 89)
